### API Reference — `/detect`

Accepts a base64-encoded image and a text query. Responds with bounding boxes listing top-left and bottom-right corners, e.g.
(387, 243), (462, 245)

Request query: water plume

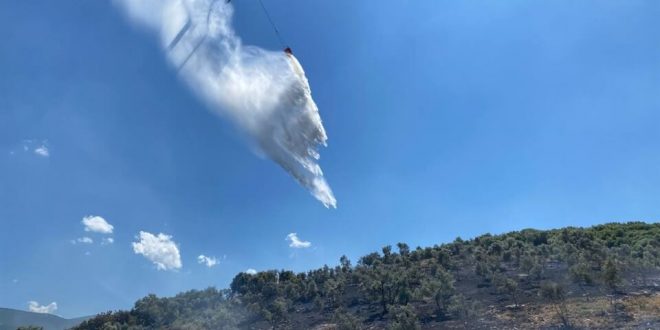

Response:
(115, 0), (336, 207)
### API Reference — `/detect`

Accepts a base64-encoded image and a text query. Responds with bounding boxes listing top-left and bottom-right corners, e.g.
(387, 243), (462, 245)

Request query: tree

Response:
(447, 294), (478, 326)
(386, 304), (420, 330)
(323, 278), (344, 307)
(602, 258), (622, 311)
(313, 296), (325, 312)
(419, 270), (455, 319)
(417, 266), (455, 319)
(499, 278), (519, 306)
(382, 245), (393, 263)
(540, 281), (570, 328)
(304, 280), (319, 301)
(340, 255), (352, 272)
(603, 258), (622, 293)
(266, 297), (290, 326)
(359, 252), (381, 267)
(492, 273), (517, 307)
(358, 260), (415, 314)
(520, 253), (542, 280)
(332, 307), (363, 330)
(569, 256), (593, 300)
(633, 250), (658, 286)
(396, 243), (410, 257)
(475, 260), (492, 279)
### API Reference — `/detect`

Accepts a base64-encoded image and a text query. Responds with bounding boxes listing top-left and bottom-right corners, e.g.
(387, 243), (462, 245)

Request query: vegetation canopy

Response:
(74, 222), (660, 329)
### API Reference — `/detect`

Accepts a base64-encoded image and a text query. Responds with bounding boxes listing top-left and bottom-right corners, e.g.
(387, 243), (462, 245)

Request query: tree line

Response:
(73, 222), (660, 329)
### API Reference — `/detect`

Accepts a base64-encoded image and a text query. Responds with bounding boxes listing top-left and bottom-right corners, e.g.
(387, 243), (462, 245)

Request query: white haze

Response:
(115, 0), (336, 208)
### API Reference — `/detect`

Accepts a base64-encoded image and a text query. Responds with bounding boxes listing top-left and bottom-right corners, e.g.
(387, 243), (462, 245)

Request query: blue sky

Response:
(1, 0), (659, 318)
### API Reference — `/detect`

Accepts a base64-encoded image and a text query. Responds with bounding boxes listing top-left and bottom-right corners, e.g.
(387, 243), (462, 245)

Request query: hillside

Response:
(0, 308), (89, 330)
(74, 222), (660, 329)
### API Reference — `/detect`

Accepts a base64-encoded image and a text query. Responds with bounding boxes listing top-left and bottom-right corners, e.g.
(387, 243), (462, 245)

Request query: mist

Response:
(115, 0), (336, 208)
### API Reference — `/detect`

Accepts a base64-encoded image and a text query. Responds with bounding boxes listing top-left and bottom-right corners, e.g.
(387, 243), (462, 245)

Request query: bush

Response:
(332, 307), (363, 330)
(386, 304), (420, 330)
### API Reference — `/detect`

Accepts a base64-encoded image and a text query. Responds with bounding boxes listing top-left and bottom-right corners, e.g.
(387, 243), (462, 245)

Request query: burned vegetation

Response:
(75, 222), (660, 329)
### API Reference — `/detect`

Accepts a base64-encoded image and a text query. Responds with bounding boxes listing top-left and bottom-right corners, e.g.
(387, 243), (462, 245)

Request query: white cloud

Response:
(82, 215), (114, 234)
(34, 145), (49, 157)
(286, 233), (311, 249)
(101, 237), (114, 245)
(28, 301), (57, 314)
(18, 139), (50, 157)
(245, 268), (257, 275)
(197, 255), (218, 267)
(81, 237), (93, 244)
(71, 237), (93, 244)
(132, 231), (182, 271)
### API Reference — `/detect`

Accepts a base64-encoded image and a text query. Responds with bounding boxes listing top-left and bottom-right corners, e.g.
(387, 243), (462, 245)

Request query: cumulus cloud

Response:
(18, 139), (50, 157)
(245, 268), (257, 275)
(28, 301), (57, 314)
(197, 254), (218, 267)
(34, 145), (49, 157)
(114, 0), (336, 208)
(71, 237), (94, 244)
(286, 233), (311, 248)
(101, 237), (115, 245)
(132, 231), (182, 271)
(82, 215), (114, 234)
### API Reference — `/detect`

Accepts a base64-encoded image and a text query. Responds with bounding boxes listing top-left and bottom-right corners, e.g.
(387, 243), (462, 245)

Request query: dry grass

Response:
(491, 292), (660, 329)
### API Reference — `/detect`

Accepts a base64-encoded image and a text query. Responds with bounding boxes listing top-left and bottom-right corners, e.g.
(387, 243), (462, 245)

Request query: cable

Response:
(257, 0), (286, 48)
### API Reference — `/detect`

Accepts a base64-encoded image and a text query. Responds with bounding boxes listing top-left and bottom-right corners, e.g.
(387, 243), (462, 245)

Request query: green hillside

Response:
(74, 222), (660, 329)
(0, 308), (89, 330)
